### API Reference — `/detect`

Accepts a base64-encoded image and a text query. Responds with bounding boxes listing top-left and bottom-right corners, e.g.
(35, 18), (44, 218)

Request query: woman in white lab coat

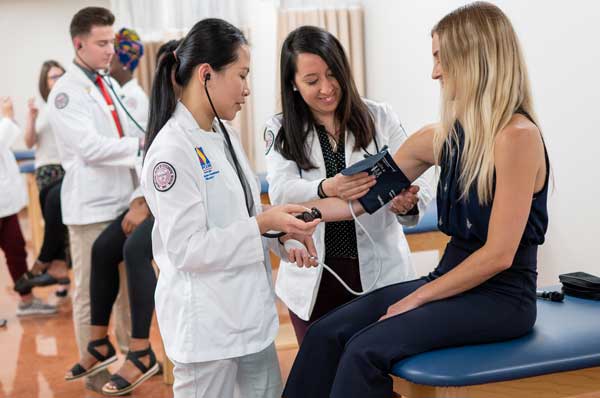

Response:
(0, 97), (57, 317)
(141, 19), (319, 398)
(265, 26), (433, 343)
(16, 60), (71, 298)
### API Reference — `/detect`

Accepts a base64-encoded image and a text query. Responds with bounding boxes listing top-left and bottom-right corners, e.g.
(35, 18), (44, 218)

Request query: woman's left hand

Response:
(379, 295), (422, 321)
(389, 185), (420, 215)
(121, 198), (150, 235)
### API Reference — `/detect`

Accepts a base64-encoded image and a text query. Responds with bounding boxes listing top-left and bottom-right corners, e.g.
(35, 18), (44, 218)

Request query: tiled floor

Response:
(0, 213), (299, 398)
(5, 212), (600, 398)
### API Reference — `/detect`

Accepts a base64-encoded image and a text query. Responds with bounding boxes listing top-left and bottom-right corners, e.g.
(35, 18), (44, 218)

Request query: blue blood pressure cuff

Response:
(341, 146), (412, 214)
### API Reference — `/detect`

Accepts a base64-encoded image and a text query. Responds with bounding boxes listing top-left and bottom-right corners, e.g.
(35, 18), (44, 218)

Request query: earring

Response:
(292, 86), (298, 92)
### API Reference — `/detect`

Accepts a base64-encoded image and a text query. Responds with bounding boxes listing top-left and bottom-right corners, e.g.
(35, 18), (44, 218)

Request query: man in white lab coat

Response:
(47, 7), (142, 392)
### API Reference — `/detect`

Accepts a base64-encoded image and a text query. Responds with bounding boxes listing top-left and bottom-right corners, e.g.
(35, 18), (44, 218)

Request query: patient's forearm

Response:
(301, 197), (365, 222)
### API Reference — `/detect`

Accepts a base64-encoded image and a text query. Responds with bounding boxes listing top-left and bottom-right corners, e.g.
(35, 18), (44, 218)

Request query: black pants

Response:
(37, 180), (68, 263)
(289, 257), (362, 345)
(283, 239), (538, 398)
(90, 211), (156, 339)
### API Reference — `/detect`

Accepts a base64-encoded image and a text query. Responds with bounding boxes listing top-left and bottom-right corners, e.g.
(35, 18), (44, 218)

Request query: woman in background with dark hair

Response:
(141, 18), (319, 397)
(16, 60), (70, 298)
(265, 26), (433, 343)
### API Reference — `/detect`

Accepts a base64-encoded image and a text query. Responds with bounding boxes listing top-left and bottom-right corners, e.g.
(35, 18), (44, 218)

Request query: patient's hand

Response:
(379, 295), (422, 321)
(390, 185), (420, 215)
(281, 234), (319, 268)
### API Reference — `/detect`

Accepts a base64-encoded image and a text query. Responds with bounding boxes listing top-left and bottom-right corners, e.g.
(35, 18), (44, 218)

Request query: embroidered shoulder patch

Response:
(264, 128), (275, 155)
(153, 162), (177, 192)
(54, 92), (69, 109)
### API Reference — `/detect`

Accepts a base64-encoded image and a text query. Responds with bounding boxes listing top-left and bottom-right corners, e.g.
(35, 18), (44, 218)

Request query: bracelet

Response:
(277, 236), (285, 245)
(317, 179), (328, 198)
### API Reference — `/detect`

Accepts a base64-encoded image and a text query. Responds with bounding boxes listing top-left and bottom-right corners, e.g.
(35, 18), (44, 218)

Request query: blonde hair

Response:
(432, 2), (538, 204)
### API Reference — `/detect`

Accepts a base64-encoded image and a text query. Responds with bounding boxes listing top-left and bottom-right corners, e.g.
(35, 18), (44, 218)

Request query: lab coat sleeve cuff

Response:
(396, 212), (419, 227)
(297, 178), (323, 202)
(128, 186), (144, 204)
(269, 177), (322, 205)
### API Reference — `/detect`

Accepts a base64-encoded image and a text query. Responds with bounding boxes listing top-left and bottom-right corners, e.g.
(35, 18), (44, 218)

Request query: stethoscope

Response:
(75, 53), (146, 136)
(298, 129), (382, 179)
(78, 50), (253, 216)
(102, 72), (146, 135)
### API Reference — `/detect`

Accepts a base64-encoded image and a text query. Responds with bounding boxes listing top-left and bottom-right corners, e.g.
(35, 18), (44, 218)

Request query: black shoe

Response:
(65, 336), (117, 381)
(14, 271), (70, 294)
(102, 346), (160, 396)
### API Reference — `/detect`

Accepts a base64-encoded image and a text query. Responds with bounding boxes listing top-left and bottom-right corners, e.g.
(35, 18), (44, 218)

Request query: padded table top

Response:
(19, 161), (35, 174)
(13, 150), (35, 161)
(391, 293), (600, 386)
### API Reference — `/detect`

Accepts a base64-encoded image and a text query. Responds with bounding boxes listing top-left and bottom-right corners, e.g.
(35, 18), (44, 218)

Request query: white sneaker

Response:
(16, 298), (58, 317)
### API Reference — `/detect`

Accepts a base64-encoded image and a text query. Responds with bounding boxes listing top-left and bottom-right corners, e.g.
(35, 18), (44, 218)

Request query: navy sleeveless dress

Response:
(433, 119), (549, 302)
(283, 116), (550, 398)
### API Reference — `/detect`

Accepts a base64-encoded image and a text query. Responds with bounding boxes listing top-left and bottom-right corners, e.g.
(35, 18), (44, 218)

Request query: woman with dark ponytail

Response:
(141, 18), (320, 397)
(64, 40), (182, 396)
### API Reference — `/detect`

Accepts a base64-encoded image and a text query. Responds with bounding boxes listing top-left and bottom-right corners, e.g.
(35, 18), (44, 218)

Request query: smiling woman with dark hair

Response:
(264, 25), (433, 344)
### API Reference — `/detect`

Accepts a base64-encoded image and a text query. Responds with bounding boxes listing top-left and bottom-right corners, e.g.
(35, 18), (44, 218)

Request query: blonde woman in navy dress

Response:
(283, 3), (550, 397)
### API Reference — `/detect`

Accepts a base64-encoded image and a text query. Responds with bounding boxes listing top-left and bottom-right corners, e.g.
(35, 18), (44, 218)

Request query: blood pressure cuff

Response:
(559, 272), (600, 300)
(341, 147), (411, 214)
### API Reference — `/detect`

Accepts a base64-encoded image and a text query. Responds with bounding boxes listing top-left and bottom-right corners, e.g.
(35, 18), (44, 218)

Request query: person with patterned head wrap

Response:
(110, 27), (149, 132)
(115, 28), (144, 72)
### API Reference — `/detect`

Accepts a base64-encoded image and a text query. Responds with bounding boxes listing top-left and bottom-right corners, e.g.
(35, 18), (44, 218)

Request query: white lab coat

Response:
(141, 102), (281, 364)
(120, 78), (149, 136)
(264, 99), (433, 320)
(0, 118), (27, 218)
(121, 78), (149, 202)
(48, 64), (141, 225)
(32, 102), (62, 169)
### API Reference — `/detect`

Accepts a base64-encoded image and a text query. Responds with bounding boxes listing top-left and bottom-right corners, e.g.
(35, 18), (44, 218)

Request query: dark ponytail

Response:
(145, 18), (247, 153)
(145, 51), (178, 152)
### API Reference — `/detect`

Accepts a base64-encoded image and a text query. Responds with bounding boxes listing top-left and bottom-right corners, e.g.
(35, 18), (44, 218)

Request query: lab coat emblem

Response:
(54, 93), (69, 109)
(153, 162), (177, 192)
(264, 128), (275, 155)
(195, 147), (219, 180)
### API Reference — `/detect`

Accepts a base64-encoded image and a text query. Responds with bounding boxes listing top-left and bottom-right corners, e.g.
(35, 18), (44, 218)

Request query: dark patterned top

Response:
(316, 125), (359, 258)
(437, 116), (549, 247)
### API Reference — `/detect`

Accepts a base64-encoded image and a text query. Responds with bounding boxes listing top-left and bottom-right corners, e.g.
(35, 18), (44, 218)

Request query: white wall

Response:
(2, 0), (597, 285)
(248, 0), (279, 172)
(247, 0), (600, 284)
(361, 0), (600, 284)
(0, 0), (110, 148)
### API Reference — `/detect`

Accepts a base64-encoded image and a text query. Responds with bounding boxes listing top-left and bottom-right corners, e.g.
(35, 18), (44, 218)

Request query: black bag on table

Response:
(559, 272), (600, 300)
